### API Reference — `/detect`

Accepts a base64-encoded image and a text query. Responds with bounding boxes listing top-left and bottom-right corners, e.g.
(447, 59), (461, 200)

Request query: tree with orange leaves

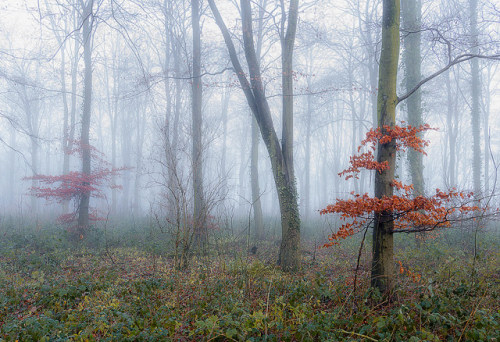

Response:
(321, 123), (485, 290)
(328, 0), (497, 294)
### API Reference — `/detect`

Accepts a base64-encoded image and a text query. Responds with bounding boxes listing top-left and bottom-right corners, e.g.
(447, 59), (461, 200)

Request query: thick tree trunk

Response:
(209, 0), (301, 271)
(281, 0), (298, 182)
(191, 0), (206, 248)
(77, 0), (93, 235)
(371, 0), (399, 294)
(402, 0), (424, 195)
(277, 0), (300, 270)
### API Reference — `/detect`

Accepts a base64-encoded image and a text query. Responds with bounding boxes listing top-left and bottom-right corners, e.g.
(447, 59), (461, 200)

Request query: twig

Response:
(353, 223), (371, 295)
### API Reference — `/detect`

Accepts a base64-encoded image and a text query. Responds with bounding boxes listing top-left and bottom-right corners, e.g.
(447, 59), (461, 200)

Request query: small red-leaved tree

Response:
(26, 141), (125, 237)
(320, 124), (485, 282)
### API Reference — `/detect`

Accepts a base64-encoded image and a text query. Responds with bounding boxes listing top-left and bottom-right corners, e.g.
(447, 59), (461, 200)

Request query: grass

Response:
(0, 220), (498, 341)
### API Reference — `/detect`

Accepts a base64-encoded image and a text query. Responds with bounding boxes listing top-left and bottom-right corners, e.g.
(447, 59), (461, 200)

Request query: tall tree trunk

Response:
(44, 0), (78, 213)
(134, 101), (145, 215)
(251, 0), (266, 240)
(371, 0), (399, 294)
(104, 42), (118, 214)
(277, 0), (300, 270)
(361, 0), (380, 128)
(77, 0), (93, 235)
(20, 85), (39, 215)
(402, 0), (424, 195)
(9, 129), (16, 204)
(251, 116), (264, 239)
(304, 86), (312, 219)
(209, 0), (301, 271)
(470, 0), (482, 199)
(191, 0), (206, 247)
(163, 2), (175, 218)
(30, 135), (39, 215)
(483, 65), (491, 193)
(220, 85), (230, 191)
(238, 125), (248, 208)
(348, 63), (359, 194)
(60, 39), (70, 173)
(446, 70), (457, 187)
(280, 0), (297, 182)
(166, 34), (182, 220)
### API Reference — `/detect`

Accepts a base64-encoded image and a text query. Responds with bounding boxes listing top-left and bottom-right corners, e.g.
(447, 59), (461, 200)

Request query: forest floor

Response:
(0, 222), (499, 341)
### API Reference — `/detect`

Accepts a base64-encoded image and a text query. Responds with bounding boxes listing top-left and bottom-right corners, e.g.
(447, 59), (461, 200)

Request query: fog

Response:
(0, 0), (498, 238)
(1, 1), (500, 339)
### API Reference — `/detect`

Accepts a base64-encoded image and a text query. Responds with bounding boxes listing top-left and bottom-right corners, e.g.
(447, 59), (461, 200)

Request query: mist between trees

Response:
(1, 0), (499, 289)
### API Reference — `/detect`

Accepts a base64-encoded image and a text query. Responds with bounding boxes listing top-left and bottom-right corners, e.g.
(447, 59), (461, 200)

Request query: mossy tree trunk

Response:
(371, 0), (399, 294)
(209, 0), (301, 271)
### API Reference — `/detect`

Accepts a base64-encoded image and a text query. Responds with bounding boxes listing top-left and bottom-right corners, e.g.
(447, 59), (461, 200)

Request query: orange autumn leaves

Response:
(339, 123), (433, 180)
(398, 260), (422, 283)
(321, 124), (483, 248)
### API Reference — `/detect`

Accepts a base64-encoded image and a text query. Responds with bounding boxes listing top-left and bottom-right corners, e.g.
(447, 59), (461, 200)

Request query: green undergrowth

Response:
(0, 225), (498, 341)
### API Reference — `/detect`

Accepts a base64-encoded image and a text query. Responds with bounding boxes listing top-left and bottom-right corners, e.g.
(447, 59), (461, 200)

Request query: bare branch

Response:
(397, 53), (500, 104)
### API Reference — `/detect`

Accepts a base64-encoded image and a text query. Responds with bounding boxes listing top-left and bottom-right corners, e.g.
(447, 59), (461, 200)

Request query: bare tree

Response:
(77, 0), (95, 234)
(209, 0), (301, 271)
(191, 0), (206, 248)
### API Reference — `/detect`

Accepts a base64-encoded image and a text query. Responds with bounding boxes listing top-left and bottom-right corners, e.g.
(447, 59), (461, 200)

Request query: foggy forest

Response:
(0, 0), (499, 340)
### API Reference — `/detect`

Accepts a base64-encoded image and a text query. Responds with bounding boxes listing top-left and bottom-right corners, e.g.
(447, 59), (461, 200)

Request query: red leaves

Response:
(26, 168), (126, 203)
(322, 122), (486, 247)
(398, 260), (421, 283)
(339, 152), (389, 179)
(25, 142), (128, 225)
(339, 124), (434, 180)
(321, 185), (483, 244)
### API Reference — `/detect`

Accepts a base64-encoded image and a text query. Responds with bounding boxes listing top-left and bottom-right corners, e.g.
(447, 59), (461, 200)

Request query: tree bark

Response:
(371, 0), (399, 294)
(209, 0), (301, 271)
(276, 0), (300, 270)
